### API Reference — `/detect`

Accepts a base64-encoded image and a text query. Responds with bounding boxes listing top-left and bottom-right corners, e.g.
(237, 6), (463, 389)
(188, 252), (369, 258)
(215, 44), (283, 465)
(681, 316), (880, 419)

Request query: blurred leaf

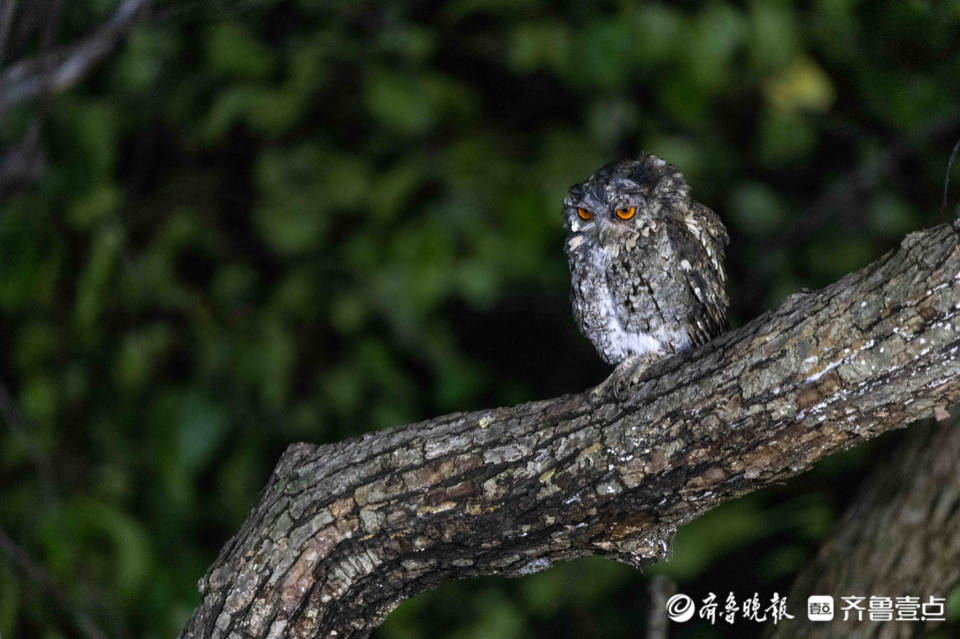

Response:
(806, 236), (875, 278)
(444, 0), (541, 21)
(323, 365), (363, 416)
(115, 323), (174, 393)
(507, 22), (569, 74)
(62, 362), (90, 407)
(434, 354), (484, 409)
(211, 262), (258, 309)
(748, 0), (799, 72)
(216, 434), (266, 524)
(13, 322), (58, 372)
(178, 391), (229, 472)
(569, 556), (633, 601)
(630, 4), (683, 66)
(784, 493), (835, 539)
(67, 182), (122, 229)
(75, 225), (124, 333)
(270, 269), (318, 321)
(251, 320), (296, 408)
(657, 73), (711, 124)
(285, 40), (328, 96)
(565, 19), (632, 90)
(861, 70), (945, 131)
(728, 182), (789, 236)
(38, 499), (153, 602)
(757, 545), (808, 581)
(244, 88), (308, 137)
(378, 24), (436, 62)
(537, 127), (603, 196)
(948, 584), (960, 621)
(370, 158), (428, 223)
(587, 97), (638, 152)
(646, 136), (704, 181)
(653, 500), (771, 580)
(365, 69), (477, 136)
(757, 108), (818, 165)
(206, 22), (276, 80)
(112, 26), (180, 95)
(50, 99), (119, 188)
(451, 589), (526, 639)
(683, 3), (747, 93)
(867, 191), (915, 237)
(519, 565), (567, 615)
(764, 57), (836, 113)
(20, 374), (58, 424)
(0, 561), (18, 638)
(379, 587), (428, 639)
(253, 144), (371, 254)
(0, 199), (61, 312)
(365, 69), (437, 135)
(202, 85), (259, 142)
(455, 258), (500, 308)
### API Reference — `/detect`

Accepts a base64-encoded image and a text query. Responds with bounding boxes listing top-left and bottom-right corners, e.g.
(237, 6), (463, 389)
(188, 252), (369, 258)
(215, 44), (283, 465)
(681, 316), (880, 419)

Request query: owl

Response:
(563, 154), (728, 368)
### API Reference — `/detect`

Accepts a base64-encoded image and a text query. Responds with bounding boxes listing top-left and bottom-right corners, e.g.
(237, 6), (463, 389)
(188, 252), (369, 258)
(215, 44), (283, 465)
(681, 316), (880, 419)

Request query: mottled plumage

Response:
(563, 154), (729, 366)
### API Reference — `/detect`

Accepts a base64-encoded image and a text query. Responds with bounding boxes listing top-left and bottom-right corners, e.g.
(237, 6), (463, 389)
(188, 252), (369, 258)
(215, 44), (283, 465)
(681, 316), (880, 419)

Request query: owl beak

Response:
(599, 224), (614, 246)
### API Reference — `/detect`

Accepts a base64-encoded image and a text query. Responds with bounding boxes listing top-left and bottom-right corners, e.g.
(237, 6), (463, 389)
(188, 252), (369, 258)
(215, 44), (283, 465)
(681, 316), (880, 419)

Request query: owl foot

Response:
(593, 353), (662, 403)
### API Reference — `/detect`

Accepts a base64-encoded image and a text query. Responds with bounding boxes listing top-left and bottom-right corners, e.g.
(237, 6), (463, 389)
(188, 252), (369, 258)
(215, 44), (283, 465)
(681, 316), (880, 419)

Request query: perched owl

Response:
(563, 154), (728, 368)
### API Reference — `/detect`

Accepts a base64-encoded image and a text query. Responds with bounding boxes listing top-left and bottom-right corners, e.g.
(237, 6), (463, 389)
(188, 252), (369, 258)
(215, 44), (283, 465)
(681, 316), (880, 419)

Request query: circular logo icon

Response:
(666, 594), (696, 622)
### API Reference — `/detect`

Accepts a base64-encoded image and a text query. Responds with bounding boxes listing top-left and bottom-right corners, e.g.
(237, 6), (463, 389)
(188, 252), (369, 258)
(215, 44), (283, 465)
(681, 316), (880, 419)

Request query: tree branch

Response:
(766, 415), (960, 639)
(180, 221), (960, 639)
(0, 0), (150, 115)
(646, 575), (676, 639)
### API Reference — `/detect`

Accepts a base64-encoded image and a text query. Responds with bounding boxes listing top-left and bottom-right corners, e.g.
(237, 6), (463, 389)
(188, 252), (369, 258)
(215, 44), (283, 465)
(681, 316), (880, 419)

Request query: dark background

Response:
(1, 0), (960, 637)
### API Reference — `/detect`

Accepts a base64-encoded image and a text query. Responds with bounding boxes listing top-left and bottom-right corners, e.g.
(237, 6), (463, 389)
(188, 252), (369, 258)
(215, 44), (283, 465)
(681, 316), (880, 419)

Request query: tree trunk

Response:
(766, 415), (960, 639)
(180, 222), (960, 639)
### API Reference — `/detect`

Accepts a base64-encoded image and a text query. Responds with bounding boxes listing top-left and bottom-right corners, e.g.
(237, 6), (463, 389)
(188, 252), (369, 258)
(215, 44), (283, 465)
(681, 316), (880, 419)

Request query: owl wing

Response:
(606, 202), (729, 351)
(673, 202), (729, 345)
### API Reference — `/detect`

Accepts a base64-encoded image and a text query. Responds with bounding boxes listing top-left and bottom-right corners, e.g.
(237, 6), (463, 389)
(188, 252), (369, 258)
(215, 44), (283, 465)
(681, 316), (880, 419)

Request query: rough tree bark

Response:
(180, 221), (960, 639)
(766, 416), (960, 639)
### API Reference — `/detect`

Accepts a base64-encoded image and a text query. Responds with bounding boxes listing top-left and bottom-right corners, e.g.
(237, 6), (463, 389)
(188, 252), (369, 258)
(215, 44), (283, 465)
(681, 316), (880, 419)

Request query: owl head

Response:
(562, 154), (691, 246)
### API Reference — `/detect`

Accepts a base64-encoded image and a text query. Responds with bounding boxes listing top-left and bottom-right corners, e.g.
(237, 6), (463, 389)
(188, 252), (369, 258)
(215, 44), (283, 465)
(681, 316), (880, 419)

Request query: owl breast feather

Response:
(568, 213), (726, 365)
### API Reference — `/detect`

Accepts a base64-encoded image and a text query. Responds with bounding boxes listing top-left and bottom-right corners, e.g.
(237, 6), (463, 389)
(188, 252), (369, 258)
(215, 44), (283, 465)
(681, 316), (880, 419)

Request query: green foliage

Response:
(1, 1), (959, 637)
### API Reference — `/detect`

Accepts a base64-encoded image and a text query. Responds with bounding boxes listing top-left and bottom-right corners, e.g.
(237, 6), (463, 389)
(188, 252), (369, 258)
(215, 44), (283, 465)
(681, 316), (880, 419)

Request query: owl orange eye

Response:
(577, 207), (592, 220)
(615, 206), (636, 220)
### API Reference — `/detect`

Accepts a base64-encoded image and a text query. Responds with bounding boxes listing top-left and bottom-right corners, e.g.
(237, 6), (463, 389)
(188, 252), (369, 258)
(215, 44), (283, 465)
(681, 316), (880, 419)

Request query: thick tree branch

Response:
(181, 222), (960, 639)
(766, 416), (960, 639)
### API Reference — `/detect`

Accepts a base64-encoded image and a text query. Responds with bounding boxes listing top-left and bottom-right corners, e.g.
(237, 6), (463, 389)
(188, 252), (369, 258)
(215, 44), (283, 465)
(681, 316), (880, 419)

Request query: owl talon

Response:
(594, 354), (658, 402)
